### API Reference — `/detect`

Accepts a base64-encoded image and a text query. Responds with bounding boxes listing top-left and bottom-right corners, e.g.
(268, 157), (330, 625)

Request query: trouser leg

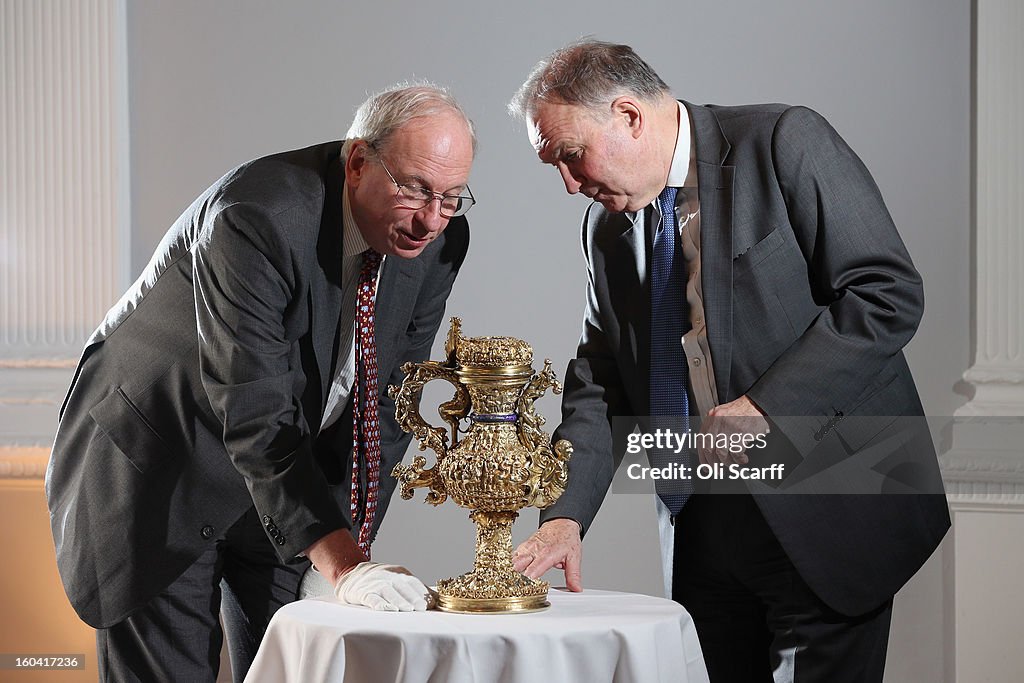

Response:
(673, 495), (893, 683)
(95, 505), (309, 683)
(219, 506), (309, 683)
(766, 593), (891, 683)
(96, 543), (224, 683)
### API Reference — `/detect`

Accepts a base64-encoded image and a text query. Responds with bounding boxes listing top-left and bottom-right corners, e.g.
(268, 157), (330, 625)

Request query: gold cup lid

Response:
(457, 335), (533, 368)
(445, 317), (533, 369)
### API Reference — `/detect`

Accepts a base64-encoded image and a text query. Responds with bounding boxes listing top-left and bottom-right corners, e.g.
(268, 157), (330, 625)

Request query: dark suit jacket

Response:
(46, 141), (469, 628)
(544, 102), (950, 616)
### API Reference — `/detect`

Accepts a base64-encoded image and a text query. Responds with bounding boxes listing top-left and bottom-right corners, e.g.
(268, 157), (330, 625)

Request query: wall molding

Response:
(1, 0), (126, 446)
(0, 0), (130, 360)
(0, 446), (50, 480)
(941, 454), (1024, 512)
(956, 0), (1024, 418)
(940, 416), (1024, 511)
(0, 366), (76, 446)
(0, 359), (77, 369)
(1, 0), (130, 361)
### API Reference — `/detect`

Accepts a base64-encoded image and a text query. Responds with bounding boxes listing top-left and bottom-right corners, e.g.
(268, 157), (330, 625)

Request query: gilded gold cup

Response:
(389, 318), (572, 613)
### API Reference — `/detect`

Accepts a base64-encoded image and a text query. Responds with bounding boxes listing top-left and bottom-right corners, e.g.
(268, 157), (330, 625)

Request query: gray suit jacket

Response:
(46, 141), (469, 628)
(544, 102), (949, 616)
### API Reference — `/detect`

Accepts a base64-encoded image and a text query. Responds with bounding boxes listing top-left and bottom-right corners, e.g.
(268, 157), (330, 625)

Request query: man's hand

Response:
(511, 518), (583, 592)
(334, 562), (433, 612)
(304, 528), (367, 586)
(304, 530), (432, 611)
(700, 395), (770, 466)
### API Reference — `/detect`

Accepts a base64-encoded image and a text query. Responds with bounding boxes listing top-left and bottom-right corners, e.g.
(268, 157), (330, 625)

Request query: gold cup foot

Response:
(436, 593), (549, 614)
(434, 570), (550, 614)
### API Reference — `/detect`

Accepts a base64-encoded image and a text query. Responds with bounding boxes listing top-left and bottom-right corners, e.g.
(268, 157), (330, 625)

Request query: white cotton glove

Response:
(334, 562), (433, 612)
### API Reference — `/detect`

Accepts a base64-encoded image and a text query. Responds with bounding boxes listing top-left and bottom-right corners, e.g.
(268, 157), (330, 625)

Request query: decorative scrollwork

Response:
(445, 316), (462, 363)
(388, 359), (469, 505)
(514, 359), (571, 510)
(391, 454), (445, 505)
(515, 359), (560, 452)
(525, 438), (573, 509)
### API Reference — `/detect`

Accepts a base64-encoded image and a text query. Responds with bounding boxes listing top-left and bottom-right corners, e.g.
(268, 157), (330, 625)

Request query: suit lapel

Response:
(309, 149), (424, 428)
(374, 254), (423, 378)
(685, 101), (736, 403)
(605, 209), (650, 413)
(311, 153), (346, 417)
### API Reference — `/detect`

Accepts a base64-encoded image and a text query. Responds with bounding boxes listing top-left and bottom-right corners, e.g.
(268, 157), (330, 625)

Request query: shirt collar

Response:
(665, 100), (697, 189)
(341, 181), (373, 259)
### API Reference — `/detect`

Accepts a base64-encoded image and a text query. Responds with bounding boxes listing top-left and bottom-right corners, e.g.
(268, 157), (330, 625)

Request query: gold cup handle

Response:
(388, 360), (470, 506)
(516, 359), (574, 509)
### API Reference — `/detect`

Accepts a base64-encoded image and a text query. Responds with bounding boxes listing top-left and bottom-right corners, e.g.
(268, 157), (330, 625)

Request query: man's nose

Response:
(557, 163), (582, 195)
(415, 199), (447, 232)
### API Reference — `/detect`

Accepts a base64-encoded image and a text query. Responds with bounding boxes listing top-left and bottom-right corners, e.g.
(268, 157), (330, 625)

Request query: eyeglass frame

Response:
(369, 146), (476, 218)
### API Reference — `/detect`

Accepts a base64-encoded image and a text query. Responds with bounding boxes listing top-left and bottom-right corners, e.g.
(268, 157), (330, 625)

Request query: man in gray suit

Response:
(46, 84), (475, 682)
(509, 41), (949, 681)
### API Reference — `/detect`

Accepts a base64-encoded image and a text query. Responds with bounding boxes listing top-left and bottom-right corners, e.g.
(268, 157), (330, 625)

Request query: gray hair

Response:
(342, 82), (476, 158)
(509, 40), (670, 119)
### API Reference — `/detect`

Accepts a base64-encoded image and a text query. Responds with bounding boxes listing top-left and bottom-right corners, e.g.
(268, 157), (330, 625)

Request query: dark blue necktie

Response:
(649, 186), (693, 515)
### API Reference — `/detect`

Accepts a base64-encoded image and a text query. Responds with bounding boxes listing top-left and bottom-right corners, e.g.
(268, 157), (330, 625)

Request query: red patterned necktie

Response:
(351, 248), (383, 557)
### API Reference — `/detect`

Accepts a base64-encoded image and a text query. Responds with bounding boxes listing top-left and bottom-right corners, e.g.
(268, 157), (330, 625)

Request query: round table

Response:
(244, 588), (708, 683)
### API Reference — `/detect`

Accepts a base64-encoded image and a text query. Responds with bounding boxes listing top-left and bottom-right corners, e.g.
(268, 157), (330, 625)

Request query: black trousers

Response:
(96, 507), (309, 683)
(673, 495), (892, 683)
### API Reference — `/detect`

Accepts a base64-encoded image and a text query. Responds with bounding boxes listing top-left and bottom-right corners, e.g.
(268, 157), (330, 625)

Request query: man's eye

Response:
(401, 184), (433, 201)
(564, 150), (581, 162)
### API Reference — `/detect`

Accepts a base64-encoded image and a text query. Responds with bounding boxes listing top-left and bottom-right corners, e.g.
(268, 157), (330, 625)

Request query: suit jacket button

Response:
(275, 536), (286, 545)
(201, 525), (215, 540)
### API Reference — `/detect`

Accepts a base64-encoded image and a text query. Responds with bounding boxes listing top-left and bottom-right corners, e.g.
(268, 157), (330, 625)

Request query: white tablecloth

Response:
(245, 588), (708, 683)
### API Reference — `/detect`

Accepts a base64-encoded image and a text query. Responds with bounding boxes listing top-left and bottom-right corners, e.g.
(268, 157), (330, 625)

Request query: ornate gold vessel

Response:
(390, 318), (573, 613)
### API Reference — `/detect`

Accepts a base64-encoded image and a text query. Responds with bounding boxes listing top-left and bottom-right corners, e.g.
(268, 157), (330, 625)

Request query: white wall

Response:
(125, 0), (971, 416)
(0, 0), (975, 679)
(120, 1), (972, 679)
(948, 510), (1024, 681)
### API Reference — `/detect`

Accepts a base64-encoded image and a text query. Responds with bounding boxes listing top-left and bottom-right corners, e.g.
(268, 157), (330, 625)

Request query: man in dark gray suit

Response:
(46, 83), (475, 682)
(509, 41), (949, 681)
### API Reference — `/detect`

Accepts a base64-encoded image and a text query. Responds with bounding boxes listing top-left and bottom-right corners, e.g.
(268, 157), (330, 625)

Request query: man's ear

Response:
(611, 96), (644, 140)
(345, 141), (370, 187)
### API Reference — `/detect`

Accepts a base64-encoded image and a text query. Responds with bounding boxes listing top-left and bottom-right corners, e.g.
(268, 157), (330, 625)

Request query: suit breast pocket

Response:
(732, 227), (787, 279)
(89, 388), (173, 474)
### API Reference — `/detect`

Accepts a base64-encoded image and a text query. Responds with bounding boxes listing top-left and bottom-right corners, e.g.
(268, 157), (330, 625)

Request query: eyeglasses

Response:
(376, 156), (475, 218)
